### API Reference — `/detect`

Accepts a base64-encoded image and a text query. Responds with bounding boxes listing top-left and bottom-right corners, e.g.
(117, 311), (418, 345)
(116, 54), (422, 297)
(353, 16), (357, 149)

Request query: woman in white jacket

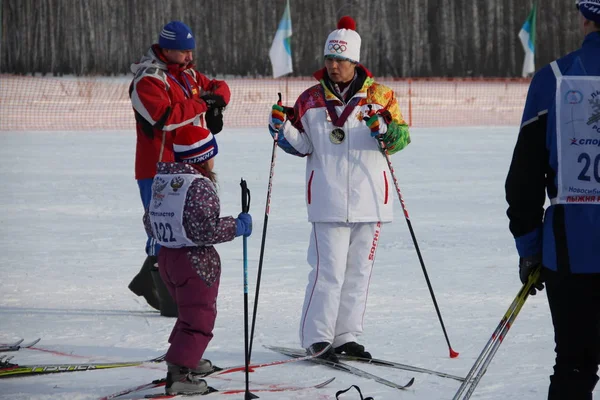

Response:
(268, 16), (410, 362)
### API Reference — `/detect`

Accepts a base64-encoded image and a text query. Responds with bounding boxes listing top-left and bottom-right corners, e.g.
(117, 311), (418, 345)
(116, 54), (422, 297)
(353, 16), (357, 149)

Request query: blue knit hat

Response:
(577, 0), (600, 23)
(158, 21), (196, 50)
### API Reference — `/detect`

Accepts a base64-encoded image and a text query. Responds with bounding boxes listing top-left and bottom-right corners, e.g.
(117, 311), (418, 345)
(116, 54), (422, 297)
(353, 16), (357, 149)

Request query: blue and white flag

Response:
(269, 0), (293, 78)
(518, 4), (537, 77)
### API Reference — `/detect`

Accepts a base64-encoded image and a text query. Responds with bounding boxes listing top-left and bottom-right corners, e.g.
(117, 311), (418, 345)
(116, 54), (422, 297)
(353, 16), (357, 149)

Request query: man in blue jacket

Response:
(505, 1), (600, 398)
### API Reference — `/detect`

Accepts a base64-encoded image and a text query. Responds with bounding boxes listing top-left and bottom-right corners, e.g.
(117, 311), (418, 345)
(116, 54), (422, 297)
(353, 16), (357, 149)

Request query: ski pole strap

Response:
(240, 178), (251, 213)
(335, 385), (374, 400)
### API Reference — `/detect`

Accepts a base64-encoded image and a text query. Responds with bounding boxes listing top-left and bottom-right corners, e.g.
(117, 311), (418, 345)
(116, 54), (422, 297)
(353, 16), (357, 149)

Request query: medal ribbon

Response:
(325, 97), (361, 127)
(167, 72), (193, 99)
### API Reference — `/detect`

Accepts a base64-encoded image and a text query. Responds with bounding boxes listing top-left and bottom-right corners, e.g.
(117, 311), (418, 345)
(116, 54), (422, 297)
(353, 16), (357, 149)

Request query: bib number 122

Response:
(154, 222), (176, 243)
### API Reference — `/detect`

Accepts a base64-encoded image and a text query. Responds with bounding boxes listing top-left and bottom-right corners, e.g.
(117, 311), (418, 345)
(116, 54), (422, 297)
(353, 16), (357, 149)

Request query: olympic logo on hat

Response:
(328, 43), (347, 53)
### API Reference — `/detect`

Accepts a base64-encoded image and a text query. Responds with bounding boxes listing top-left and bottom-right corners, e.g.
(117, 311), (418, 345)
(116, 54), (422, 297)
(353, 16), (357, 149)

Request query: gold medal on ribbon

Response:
(329, 128), (345, 144)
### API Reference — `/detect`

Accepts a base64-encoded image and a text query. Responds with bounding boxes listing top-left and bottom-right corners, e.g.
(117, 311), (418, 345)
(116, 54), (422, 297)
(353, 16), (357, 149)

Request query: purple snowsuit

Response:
(144, 162), (237, 369)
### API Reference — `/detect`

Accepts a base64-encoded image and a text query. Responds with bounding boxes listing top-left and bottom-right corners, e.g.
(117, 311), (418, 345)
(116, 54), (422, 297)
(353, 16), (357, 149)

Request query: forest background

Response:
(0, 0), (579, 77)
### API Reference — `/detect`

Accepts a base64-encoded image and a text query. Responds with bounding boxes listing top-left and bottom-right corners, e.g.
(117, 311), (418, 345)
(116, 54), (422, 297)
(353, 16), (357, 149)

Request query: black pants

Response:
(544, 269), (600, 400)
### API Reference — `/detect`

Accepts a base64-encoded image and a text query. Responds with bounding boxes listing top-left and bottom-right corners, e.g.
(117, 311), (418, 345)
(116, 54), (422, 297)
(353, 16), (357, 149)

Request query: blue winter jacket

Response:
(505, 31), (600, 274)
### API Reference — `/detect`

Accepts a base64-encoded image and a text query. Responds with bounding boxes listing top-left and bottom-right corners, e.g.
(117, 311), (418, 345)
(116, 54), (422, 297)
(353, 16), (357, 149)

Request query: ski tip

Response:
(316, 377), (336, 388)
(151, 353), (167, 363)
(405, 377), (416, 388)
(449, 348), (459, 358)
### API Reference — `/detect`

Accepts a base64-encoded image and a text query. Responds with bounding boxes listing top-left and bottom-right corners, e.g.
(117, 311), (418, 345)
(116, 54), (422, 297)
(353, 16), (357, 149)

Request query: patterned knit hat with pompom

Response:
(323, 16), (361, 63)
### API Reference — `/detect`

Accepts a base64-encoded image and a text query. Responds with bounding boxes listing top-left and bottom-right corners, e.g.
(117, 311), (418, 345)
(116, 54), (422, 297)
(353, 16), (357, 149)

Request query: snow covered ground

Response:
(0, 127), (579, 399)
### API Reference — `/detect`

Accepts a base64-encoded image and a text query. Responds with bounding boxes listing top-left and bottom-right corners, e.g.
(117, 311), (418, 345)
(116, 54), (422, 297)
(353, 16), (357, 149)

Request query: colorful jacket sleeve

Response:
(143, 210), (153, 238)
(379, 86), (410, 155)
(276, 91), (314, 157)
(131, 70), (209, 132)
(182, 178), (237, 245)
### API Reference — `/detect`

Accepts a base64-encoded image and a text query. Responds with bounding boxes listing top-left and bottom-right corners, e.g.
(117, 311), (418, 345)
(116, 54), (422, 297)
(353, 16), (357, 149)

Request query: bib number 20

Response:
(577, 152), (600, 183)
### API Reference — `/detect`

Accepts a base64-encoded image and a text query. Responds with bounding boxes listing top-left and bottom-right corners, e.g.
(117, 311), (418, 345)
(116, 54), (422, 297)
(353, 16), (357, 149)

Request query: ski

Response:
(0, 338), (41, 352)
(266, 345), (465, 382)
(265, 345), (414, 390)
(0, 353), (166, 378)
(0, 339), (23, 348)
(338, 353), (466, 382)
(99, 344), (333, 399)
(139, 378), (335, 399)
(99, 378), (168, 400)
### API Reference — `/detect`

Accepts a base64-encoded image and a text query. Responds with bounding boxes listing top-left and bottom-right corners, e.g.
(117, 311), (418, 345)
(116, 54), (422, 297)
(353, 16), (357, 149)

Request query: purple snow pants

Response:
(158, 247), (220, 369)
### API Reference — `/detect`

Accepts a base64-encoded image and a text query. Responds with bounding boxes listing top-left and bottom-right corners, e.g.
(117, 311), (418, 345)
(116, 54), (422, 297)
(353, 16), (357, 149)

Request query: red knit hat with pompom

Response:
(173, 125), (218, 164)
(323, 16), (361, 63)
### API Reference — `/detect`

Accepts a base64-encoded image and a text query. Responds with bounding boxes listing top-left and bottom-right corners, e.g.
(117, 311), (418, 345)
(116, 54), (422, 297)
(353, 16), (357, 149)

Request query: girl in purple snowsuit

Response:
(144, 125), (252, 395)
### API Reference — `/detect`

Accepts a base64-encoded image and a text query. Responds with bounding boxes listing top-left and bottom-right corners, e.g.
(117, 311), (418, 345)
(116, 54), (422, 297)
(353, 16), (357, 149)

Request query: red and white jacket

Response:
(130, 45), (231, 180)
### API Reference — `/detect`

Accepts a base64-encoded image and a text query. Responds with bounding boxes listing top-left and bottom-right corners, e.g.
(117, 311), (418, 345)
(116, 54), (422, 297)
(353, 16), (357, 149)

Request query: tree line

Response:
(0, 0), (583, 77)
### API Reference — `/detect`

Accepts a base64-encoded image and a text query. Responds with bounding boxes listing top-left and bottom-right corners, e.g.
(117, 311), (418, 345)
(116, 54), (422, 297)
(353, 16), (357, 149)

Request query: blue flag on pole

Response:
(518, 4), (537, 77)
(269, 0), (293, 78)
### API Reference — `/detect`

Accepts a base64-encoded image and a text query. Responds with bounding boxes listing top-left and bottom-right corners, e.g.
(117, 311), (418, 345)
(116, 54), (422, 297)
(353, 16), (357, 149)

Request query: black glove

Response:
(205, 107), (224, 134)
(200, 94), (227, 110)
(519, 255), (544, 295)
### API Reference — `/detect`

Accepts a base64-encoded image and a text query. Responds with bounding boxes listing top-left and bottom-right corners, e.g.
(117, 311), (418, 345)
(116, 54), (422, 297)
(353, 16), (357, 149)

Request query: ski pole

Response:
(365, 106), (458, 358)
(452, 275), (531, 399)
(239, 179), (257, 400)
(248, 93), (283, 360)
(382, 146), (458, 358)
(463, 288), (531, 399)
(453, 266), (541, 400)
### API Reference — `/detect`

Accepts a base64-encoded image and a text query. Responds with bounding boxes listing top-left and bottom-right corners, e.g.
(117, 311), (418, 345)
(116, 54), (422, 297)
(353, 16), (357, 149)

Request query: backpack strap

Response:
(335, 385), (374, 400)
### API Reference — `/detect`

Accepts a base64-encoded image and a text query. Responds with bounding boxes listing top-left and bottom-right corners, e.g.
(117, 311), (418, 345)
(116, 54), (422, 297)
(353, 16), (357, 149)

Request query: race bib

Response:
(149, 173), (200, 247)
(555, 75), (600, 204)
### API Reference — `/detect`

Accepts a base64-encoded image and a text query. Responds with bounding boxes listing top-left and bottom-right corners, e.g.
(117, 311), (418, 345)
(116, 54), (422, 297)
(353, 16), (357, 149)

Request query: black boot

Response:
(548, 369), (599, 400)
(150, 263), (178, 318)
(307, 342), (339, 363)
(128, 256), (160, 310)
(335, 342), (372, 359)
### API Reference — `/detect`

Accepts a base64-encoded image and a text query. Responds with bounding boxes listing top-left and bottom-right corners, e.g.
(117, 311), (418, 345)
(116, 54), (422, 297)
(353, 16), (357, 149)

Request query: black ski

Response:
(266, 345), (464, 382)
(338, 353), (466, 382)
(0, 353), (166, 378)
(0, 338), (41, 352)
(265, 345), (414, 390)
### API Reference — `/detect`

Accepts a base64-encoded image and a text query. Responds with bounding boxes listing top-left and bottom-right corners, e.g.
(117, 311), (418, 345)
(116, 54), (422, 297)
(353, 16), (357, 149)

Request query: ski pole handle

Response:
(276, 92), (295, 121)
(365, 104), (376, 118)
(240, 178), (251, 213)
(364, 105), (386, 147)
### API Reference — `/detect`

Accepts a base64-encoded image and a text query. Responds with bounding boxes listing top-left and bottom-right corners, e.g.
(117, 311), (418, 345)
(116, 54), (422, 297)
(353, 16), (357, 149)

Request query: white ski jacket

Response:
(278, 66), (410, 223)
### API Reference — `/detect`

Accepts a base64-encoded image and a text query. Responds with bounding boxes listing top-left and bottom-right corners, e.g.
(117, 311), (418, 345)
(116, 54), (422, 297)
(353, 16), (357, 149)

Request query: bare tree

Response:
(0, 0), (583, 77)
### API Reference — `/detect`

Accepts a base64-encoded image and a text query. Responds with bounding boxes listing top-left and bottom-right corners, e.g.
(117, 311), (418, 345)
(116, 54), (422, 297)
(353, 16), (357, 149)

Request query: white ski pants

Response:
(299, 221), (382, 349)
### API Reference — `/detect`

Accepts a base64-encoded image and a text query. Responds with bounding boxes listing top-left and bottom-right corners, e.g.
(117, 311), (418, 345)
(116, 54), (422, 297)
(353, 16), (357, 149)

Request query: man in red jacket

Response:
(128, 20), (231, 316)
